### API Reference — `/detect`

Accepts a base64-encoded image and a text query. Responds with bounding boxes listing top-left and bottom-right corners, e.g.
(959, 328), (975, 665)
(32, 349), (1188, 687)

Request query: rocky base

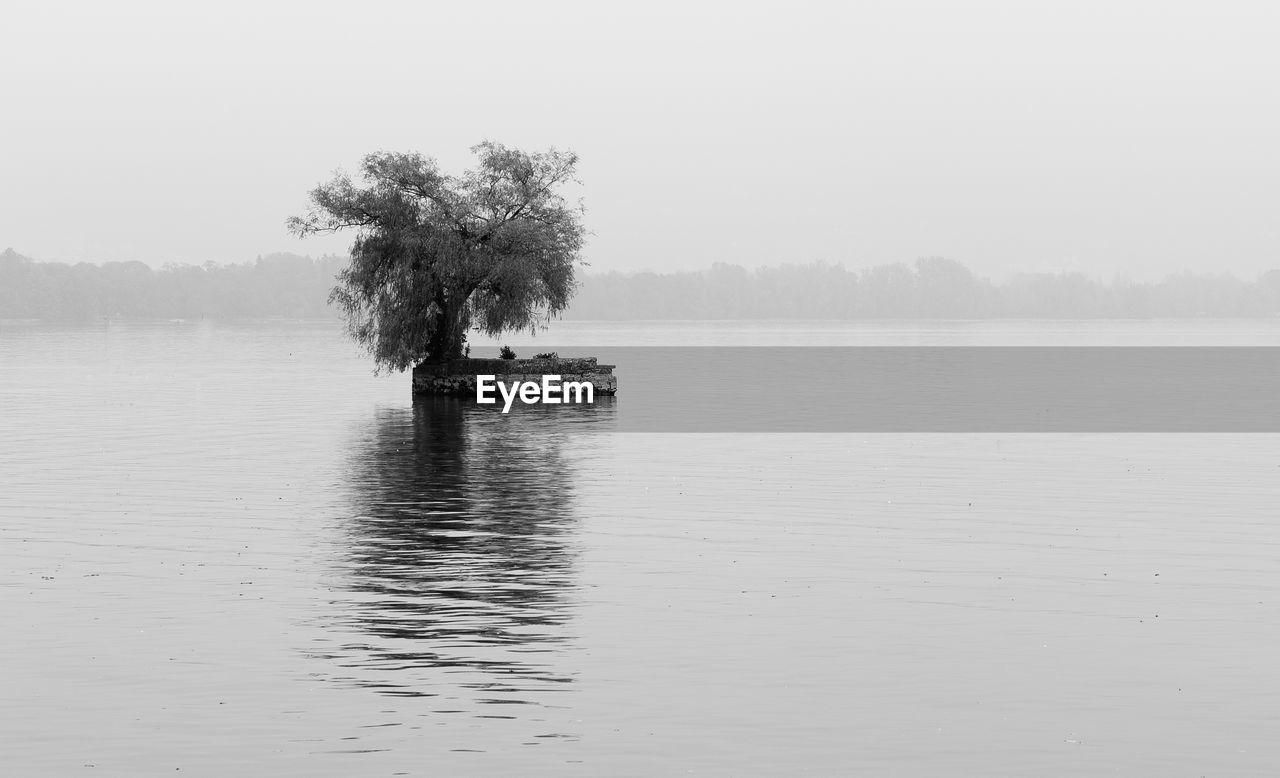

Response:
(412, 357), (617, 396)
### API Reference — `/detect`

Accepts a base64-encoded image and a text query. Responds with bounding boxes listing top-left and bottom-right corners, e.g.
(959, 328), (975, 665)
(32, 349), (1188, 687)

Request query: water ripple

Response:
(311, 399), (609, 711)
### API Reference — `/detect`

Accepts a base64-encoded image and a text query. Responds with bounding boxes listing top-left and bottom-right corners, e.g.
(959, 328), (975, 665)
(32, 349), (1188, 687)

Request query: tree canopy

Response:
(288, 142), (586, 370)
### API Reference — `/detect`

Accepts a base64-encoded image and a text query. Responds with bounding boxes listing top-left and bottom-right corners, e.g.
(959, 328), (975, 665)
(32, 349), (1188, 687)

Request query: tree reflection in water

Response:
(317, 397), (613, 710)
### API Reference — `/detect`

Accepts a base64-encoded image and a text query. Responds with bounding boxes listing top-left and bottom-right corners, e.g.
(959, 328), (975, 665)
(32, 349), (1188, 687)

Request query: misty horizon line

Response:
(5, 248), (1280, 321)
(4, 246), (1279, 287)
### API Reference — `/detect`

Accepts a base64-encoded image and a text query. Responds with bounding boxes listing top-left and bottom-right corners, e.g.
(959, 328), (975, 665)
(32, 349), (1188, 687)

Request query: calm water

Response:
(3, 320), (1280, 775)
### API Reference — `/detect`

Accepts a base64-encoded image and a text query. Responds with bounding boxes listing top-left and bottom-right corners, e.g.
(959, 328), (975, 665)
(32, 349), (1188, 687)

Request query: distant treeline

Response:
(568, 258), (1280, 319)
(0, 249), (346, 319)
(5, 249), (1280, 320)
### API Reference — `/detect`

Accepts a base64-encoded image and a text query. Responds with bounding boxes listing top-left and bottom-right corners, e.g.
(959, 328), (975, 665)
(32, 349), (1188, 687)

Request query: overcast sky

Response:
(3, 0), (1278, 280)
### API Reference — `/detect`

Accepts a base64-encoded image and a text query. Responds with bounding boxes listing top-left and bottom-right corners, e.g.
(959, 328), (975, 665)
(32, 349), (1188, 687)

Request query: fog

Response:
(7, 249), (1280, 320)
(3, 0), (1278, 280)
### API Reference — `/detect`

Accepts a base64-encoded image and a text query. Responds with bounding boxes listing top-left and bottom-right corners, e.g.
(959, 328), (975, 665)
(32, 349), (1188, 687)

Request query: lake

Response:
(3, 319), (1280, 775)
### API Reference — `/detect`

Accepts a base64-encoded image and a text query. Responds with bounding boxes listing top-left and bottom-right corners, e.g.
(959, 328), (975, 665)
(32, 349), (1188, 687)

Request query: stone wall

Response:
(412, 357), (617, 396)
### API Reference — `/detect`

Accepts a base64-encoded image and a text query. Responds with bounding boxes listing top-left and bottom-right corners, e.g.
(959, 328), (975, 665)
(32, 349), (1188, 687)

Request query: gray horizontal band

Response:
(414, 347), (1280, 432)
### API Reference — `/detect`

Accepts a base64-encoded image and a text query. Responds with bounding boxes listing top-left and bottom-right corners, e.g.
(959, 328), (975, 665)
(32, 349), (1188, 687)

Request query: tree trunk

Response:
(424, 290), (469, 361)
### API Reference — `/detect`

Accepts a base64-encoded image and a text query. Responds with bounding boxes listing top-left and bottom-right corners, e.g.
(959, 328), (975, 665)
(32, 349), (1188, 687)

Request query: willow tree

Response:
(288, 142), (585, 370)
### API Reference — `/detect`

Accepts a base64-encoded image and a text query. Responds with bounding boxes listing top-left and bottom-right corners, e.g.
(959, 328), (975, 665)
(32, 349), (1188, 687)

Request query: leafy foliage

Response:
(499, 345), (517, 360)
(288, 143), (586, 370)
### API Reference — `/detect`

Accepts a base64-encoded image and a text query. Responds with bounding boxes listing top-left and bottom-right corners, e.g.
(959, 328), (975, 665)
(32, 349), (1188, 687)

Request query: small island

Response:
(412, 356), (617, 397)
